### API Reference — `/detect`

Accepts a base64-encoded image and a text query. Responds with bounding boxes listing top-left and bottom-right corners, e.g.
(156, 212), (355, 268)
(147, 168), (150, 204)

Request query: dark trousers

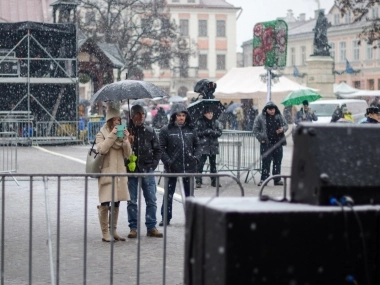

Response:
(196, 154), (217, 184)
(260, 143), (283, 183)
(161, 177), (190, 222)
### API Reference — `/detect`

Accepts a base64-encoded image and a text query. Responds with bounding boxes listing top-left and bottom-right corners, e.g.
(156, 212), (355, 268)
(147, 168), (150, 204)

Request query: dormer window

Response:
(334, 14), (340, 25)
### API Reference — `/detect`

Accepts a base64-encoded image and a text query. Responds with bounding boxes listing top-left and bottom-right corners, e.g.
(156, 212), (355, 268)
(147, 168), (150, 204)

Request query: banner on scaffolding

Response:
(252, 20), (288, 68)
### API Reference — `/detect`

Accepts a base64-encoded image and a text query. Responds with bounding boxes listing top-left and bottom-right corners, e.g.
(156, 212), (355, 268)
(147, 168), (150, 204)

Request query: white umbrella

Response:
(168, 95), (187, 103)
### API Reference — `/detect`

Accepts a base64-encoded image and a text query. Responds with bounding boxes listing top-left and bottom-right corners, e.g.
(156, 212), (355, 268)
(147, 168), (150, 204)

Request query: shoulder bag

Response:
(85, 139), (104, 174)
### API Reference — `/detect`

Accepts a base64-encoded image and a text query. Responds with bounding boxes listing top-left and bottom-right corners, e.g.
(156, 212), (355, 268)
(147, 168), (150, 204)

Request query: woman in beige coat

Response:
(96, 107), (132, 242)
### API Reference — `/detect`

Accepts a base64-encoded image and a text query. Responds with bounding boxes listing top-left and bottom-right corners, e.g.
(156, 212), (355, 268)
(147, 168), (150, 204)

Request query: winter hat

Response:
(366, 107), (380, 115)
(131, 104), (145, 118)
(106, 107), (120, 122)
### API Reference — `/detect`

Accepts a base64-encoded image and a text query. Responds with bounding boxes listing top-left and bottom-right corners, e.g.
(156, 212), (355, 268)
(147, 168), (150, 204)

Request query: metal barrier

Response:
(217, 130), (261, 183)
(0, 172), (243, 285)
(0, 111), (34, 138)
(0, 132), (19, 185)
(87, 120), (104, 142)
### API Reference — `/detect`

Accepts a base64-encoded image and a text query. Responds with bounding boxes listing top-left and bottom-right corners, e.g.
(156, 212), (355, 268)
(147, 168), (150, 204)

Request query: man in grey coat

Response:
(253, 101), (288, 186)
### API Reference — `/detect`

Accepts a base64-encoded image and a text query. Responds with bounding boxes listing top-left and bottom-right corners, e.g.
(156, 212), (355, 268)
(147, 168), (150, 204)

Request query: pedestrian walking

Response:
(360, 107), (380, 124)
(126, 104), (163, 238)
(96, 106), (132, 242)
(158, 103), (201, 226)
(253, 101), (288, 186)
(194, 107), (223, 188)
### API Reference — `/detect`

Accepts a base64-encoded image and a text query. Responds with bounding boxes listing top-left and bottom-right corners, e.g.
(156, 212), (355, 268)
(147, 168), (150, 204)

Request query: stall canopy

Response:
(212, 66), (313, 100)
(334, 82), (380, 98)
(333, 82), (359, 96)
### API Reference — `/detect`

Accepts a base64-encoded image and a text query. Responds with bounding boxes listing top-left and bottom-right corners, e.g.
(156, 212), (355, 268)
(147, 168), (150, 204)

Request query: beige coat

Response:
(96, 125), (132, 203)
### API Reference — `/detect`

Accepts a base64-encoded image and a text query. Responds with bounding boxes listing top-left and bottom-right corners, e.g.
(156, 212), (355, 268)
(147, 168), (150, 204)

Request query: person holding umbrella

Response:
(96, 106), (132, 242)
(294, 100), (318, 125)
(126, 104), (163, 238)
(194, 106), (223, 188)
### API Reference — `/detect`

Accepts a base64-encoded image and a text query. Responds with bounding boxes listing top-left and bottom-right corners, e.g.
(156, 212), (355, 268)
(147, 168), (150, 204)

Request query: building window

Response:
(180, 57), (189, 77)
(180, 19), (189, 36)
(354, 81), (361, 89)
(339, 42), (346, 62)
(216, 55), (226, 70)
(216, 20), (226, 37)
(330, 43), (335, 61)
(85, 11), (95, 25)
(290, 47), (295, 65)
(334, 14), (340, 25)
(353, 40), (360, 61)
(198, 20), (207, 37)
(301, 46), (306, 65)
(367, 44), (373, 60)
(378, 79), (380, 90)
(172, 0), (179, 2)
(198, 54), (207, 69)
(372, 7), (378, 19)
(368, 79), (375, 90)
(188, 0), (195, 2)
(345, 11), (351, 23)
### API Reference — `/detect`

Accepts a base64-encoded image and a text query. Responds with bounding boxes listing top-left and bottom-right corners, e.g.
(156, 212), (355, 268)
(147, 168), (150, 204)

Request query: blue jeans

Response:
(127, 170), (157, 231)
(161, 177), (190, 222)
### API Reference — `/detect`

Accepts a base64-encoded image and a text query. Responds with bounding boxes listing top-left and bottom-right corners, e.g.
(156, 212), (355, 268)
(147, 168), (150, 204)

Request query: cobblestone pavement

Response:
(1, 134), (293, 284)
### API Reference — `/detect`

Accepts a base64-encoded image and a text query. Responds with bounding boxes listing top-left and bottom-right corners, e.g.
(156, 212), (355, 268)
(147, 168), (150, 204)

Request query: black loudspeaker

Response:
(184, 197), (379, 285)
(291, 123), (380, 205)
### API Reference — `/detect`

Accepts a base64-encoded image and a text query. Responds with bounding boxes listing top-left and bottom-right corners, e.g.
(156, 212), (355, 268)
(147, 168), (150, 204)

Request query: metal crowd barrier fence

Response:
(217, 130), (261, 183)
(0, 132), (19, 185)
(0, 172), (243, 285)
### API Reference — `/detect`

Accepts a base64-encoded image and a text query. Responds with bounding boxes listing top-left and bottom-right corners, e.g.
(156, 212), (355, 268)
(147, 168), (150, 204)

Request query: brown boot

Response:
(98, 205), (111, 242)
(127, 229), (137, 239)
(109, 207), (126, 241)
(147, 228), (163, 238)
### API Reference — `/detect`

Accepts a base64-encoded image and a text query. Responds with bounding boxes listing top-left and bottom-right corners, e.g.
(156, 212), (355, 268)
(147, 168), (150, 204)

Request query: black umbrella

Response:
(187, 99), (225, 121)
(90, 80), (168, 104)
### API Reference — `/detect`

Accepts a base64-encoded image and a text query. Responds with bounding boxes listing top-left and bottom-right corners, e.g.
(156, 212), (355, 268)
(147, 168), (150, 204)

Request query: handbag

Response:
(85, 139), (104, 174)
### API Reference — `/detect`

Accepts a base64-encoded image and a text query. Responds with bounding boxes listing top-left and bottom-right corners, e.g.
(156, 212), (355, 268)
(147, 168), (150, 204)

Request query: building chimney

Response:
(299, 13), (306, 22)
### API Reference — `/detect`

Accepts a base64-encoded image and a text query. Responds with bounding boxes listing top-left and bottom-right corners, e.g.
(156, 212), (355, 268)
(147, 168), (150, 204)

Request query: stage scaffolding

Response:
(0, 21), (78, 144)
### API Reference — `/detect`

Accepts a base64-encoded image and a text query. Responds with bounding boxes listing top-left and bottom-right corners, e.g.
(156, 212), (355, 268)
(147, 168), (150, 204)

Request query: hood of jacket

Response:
(261, 101), (281, 115)
(169, 103), (192, 127)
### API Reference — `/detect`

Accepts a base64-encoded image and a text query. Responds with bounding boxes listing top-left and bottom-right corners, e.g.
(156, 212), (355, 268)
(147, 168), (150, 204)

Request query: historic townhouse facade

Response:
(146, 0), (240, 96)
(241, 5), (380, 91)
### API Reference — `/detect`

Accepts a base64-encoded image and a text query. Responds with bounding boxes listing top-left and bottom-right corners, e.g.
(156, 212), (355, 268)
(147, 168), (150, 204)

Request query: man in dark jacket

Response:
(294, 100), (318, 125)
(194, 107), (223, 188)
(253, 101), (288, 186)
(126, 104), (163, 238)
(158, 103), (202, 226)
(360, 107), (380, 124)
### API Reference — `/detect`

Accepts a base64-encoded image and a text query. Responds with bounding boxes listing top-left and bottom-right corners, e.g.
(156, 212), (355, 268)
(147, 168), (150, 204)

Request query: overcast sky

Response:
(228, 0), (335, 51)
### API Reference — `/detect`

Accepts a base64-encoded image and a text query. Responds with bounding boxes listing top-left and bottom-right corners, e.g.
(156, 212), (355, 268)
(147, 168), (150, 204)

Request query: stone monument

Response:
(306, 9), (335, 99)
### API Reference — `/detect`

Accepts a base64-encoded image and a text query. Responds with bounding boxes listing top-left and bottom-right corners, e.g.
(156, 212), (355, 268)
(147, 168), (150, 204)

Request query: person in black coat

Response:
(126, 104), (163, 238)
(158, 103), (202, 226)
(194, 107), (223, 188)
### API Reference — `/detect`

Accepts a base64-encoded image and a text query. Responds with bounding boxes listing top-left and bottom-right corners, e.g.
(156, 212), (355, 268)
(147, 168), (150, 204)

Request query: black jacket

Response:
(159, 104), (202, 173)
(194, 116), (222, 155)
(129, 122), (162, 173)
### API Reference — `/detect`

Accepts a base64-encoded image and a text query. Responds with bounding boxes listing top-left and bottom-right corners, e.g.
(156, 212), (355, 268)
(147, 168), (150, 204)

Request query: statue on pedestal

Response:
(313, 10), (331, 56)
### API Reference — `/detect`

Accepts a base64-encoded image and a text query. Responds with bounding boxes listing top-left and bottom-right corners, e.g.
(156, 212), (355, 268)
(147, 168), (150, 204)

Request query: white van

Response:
(309, 99), (368, 123)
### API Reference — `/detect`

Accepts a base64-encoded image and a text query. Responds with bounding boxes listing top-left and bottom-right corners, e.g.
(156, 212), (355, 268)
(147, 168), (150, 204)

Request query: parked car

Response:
(309, 99), (368, 124)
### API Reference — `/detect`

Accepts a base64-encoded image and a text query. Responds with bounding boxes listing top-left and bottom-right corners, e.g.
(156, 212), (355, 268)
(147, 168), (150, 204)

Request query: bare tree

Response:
(335, 0), (380, 47)
(77, 0), (196, 79)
